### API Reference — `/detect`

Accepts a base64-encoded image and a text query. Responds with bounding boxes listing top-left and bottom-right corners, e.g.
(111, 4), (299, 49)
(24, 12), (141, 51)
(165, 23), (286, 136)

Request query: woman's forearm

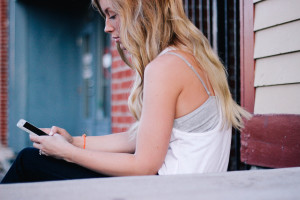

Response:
(72, 132), (136, 153)
(65, 146), (156, 176)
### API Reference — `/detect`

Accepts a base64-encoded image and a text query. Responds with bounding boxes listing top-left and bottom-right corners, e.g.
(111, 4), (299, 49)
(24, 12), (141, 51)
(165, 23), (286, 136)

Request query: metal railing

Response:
(183, 0), (245, 170)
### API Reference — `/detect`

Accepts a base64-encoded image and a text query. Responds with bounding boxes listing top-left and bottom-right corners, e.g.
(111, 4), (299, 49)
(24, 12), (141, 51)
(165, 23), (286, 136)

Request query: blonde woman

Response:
(1, 0), (250, 183)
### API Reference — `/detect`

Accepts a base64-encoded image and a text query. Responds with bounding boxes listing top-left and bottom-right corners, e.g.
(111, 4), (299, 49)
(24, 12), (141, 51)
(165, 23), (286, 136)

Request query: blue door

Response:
(8, 0), (111, 152)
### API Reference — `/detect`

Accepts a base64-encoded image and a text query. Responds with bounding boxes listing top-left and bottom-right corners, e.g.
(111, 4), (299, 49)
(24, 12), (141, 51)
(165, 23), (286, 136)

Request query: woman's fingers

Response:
(40, 128), (51, 135)
(49, 126), (73, 143)
(33, 142), (49, 156)
(32, 141), (42, 149)
(29, 133), (41, 143)
(41, 151), (49, 156)
(50, 126), (66, 136)
(31, 135), (50, 156)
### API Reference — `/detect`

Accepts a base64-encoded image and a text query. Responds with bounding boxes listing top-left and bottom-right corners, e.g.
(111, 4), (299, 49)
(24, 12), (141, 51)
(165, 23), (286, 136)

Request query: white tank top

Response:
(158, 48), (232, 175)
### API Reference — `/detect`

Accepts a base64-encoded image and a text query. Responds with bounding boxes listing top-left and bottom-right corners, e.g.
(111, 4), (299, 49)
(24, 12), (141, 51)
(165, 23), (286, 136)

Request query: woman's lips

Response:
(113, 37), (120, 43)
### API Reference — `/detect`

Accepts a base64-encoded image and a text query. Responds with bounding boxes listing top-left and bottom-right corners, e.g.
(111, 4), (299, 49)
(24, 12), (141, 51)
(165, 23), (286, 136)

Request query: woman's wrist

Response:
(71, 136), (83, 148)
(64, 144), (77, 163)
(71, 135), (87, 149)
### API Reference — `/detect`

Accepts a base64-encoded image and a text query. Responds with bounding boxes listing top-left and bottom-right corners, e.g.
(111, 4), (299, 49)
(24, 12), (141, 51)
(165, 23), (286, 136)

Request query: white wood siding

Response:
(254, 0), (300, 31)
(254, 20), (300, 59)
(254, 52), (300, 87)
(253, 0), (300, 114)
(254, 84), (300, 114)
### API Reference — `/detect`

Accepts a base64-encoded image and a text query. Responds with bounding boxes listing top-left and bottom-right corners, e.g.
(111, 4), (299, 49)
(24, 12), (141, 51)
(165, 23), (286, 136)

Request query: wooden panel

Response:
(254, 83), (300, 114)
(254, 20), (300, 59)
(254, 51), (300, 87)
(254, 0), (300, 31)
(241, 114), (300, 168)
(240, 0), (255, 113)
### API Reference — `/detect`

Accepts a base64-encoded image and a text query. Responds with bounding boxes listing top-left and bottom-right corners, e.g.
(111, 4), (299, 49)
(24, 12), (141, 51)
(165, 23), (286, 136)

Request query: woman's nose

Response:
(104, 20), (114, 33)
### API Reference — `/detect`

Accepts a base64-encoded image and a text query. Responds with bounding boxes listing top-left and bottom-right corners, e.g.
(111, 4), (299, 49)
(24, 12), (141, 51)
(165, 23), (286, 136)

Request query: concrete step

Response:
(1, 167), (300, 200)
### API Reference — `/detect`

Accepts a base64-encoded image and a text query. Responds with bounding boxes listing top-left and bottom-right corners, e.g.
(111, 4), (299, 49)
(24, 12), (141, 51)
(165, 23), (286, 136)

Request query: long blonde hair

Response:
(92, 0), (251, 134)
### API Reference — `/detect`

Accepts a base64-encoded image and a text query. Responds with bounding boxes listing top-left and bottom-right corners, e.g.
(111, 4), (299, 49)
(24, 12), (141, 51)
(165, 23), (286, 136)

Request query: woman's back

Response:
(155, 47), (216, 121)
(159, 48), (219, 133)
(153, 47), (232, 175)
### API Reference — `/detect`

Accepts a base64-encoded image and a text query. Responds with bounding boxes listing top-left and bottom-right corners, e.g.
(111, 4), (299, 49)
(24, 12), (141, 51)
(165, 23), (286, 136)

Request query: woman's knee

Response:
(16, 147), (39, 166)
(18, 147), (38, 159)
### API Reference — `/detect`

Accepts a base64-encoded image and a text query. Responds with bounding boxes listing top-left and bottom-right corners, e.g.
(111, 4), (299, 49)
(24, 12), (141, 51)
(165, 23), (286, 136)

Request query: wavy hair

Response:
(92, 0), (251, 134)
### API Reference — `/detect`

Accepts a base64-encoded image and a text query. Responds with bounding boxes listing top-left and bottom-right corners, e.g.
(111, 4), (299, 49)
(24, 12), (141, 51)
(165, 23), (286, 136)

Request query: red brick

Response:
(111, 105), (118, 112)
(120, 105), (127, 112)
(110, 37), (135, 134)
(121, 80), (132, 89)
(0, 122), (7, 126)
(111, 116), (118, 122)
(0, 0), (8, 146)
(124, 69), (132, 77)
(111, 127), (118, 133)
(111, 83), (120, 90)
(118, 117), (125, 123)
(111, 49), (119, 58)
(112, 93), (128, 101)
(121, 127), (127, 132)
(112, 60), (125, 69)
(111, 94), (117, 101)
(112, 127), (122, 134)
(111, 72), (120, 79)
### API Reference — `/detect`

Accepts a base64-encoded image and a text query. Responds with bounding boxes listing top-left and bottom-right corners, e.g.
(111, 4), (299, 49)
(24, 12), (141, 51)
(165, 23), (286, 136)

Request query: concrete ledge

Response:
(1, 167), (300, 200)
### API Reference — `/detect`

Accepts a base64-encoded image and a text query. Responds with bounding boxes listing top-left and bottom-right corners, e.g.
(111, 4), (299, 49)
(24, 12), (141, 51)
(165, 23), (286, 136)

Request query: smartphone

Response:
(17, 119), (48, 136)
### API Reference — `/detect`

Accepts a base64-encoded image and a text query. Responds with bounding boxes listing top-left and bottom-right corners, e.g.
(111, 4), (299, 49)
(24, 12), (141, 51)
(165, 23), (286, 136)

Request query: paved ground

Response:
(1, 167), (300, 200)
(0, 145), (14, 181)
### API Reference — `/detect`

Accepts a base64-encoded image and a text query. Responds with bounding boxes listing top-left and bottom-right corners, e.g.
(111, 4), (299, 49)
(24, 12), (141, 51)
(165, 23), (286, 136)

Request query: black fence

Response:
(183, 0), (247, 170)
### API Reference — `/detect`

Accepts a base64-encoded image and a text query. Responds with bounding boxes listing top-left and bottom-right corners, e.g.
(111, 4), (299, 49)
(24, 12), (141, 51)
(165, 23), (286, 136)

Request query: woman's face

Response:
(99, 0), (124, 49)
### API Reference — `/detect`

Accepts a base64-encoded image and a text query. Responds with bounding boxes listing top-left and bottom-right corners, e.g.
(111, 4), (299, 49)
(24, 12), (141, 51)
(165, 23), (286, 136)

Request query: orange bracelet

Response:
(82, 134), (86, 149)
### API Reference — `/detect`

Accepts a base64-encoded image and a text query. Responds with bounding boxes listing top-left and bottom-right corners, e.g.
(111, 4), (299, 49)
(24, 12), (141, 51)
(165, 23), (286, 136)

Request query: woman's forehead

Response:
(99, 0), (114, 13)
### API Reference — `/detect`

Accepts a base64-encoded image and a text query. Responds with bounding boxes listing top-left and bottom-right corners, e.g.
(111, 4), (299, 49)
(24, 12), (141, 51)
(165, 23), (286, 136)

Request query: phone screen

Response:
(24, 122), (48, 136)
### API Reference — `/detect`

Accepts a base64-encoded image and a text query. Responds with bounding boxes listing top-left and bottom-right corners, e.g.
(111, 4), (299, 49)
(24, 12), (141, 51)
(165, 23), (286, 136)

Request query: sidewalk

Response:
(1, 167), (300, 200)
(0, 145), (14, 181)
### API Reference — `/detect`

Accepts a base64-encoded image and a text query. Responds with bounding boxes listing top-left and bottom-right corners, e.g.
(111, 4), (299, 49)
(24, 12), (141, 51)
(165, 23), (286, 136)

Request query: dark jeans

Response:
(1, 147), (109, 184)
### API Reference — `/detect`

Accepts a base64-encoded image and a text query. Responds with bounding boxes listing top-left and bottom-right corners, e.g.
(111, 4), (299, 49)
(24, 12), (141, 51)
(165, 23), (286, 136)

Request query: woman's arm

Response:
(41, 127), (136, 153)
(31, 55), (182, 176)
(72, 132), (136, 153)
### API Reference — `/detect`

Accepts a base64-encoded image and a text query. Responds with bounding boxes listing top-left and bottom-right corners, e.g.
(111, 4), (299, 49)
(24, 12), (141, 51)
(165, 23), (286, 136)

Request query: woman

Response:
(1, 0), (250, 183)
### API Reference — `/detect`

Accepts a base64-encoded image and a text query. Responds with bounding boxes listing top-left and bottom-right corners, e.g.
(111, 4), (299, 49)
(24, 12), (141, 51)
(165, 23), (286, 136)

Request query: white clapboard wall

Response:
(253, 0), (300, 114)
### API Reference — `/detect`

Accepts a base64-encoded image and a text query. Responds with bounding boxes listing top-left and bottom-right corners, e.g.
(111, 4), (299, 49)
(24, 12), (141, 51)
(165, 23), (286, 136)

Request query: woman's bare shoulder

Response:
(145, 51), (191, 81)
(142, 53), (190, 98)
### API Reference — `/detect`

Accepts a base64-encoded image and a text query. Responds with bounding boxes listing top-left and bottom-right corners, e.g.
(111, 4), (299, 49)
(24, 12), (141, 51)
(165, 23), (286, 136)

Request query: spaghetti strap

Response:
(166, 52), (211, 96)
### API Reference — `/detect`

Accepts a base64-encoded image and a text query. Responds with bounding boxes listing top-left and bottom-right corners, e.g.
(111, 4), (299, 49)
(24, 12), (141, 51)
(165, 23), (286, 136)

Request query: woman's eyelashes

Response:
(109, 14), (117, 20)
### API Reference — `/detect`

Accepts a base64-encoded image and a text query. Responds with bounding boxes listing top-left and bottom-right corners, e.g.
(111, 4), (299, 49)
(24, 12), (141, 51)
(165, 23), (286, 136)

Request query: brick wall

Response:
(0, 0), (8, 146)
(110, 41), (135, 133)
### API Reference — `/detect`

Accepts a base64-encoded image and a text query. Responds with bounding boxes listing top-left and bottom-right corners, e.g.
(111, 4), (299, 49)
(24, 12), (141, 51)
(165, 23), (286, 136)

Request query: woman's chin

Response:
(119, 43), (126, 51)
(116, 42), (127, 51)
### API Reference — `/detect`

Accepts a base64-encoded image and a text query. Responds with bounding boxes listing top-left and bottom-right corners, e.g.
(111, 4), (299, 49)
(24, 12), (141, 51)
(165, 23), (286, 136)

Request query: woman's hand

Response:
(29, 133), (74, 161)
(41, 126), (73, 144)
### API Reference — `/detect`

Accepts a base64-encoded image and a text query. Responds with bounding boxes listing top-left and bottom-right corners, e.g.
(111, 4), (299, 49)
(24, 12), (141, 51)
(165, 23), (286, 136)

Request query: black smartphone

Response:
(17, 119), (48, 136)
